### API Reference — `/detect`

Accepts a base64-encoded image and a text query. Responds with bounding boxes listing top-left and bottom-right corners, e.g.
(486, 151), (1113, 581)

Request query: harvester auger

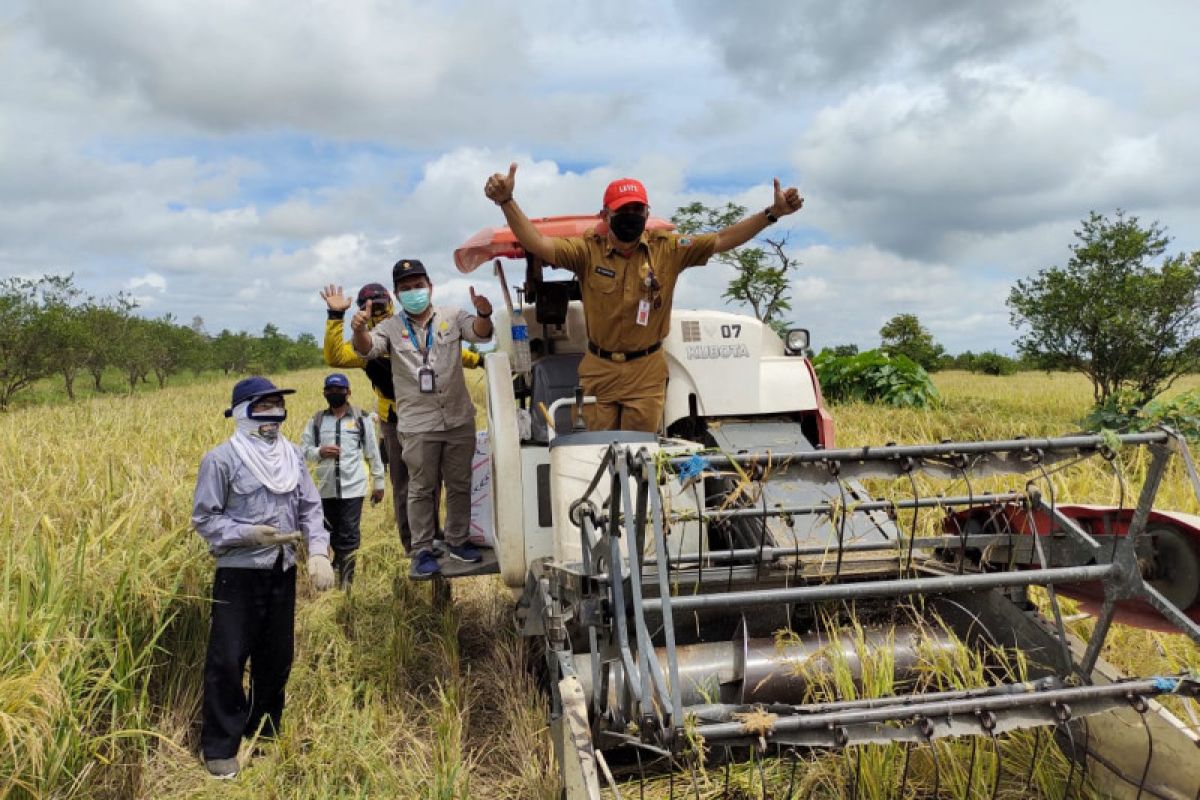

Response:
(451, 218), (1200, 798)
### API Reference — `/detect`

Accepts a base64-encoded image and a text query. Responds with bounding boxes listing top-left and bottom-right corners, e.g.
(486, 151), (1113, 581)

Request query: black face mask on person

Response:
(324, 392), (348, 409)
(609, 211), (647, 243)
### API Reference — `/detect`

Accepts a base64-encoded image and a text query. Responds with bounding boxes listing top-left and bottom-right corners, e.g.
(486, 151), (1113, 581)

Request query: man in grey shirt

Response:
(191, 376), (334, 778)
(352, 258), (494, 577)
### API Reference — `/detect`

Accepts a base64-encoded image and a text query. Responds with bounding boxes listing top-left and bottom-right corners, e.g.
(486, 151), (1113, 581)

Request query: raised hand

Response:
(351, 299), (372, 332)
(320, 284), (352, 313)
(770, 177), (805, 217)
(484, 163), (517, 205)
(469, 286), (492, 317)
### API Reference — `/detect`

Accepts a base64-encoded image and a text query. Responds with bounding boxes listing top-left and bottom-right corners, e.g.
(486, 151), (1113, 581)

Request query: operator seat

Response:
(527, 279), (587, 443)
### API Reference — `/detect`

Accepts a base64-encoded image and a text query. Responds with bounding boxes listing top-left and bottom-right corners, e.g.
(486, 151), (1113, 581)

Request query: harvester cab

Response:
(453, 216), (1200, 798)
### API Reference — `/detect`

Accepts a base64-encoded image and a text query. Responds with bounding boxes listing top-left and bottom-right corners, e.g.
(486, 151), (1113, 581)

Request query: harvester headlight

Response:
(784, 328), (810, 355)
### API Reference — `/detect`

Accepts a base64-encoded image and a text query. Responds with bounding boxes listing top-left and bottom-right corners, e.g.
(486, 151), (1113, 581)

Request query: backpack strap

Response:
(353, 407), (367, 449)
(310, 409), (325, 448)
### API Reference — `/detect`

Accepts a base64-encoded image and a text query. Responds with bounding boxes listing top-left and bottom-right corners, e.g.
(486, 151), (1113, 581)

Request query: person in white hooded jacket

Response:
(191, 376), (334, 779)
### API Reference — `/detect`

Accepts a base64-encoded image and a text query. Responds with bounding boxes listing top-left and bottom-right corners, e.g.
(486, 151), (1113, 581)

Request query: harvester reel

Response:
(530, 430), (1200, 798)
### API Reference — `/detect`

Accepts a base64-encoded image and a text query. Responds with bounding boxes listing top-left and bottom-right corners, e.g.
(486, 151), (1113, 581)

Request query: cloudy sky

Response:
(3, 0), (1197, 353)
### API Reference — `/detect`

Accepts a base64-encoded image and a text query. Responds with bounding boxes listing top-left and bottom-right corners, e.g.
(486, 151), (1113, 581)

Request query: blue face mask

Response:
(399, 287), (430, 315)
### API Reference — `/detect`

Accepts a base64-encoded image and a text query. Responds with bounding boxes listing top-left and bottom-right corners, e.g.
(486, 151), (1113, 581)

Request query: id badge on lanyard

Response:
(636, 299), (651, 326)
(637, 262), (659, 326)
(404, 315), (437, 394)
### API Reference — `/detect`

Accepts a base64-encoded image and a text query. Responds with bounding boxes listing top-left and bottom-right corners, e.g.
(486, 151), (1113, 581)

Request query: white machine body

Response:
(485, 301), (827, 588)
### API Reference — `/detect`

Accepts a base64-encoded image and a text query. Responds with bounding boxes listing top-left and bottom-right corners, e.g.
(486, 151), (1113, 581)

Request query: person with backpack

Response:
(299, 373), (385, 588)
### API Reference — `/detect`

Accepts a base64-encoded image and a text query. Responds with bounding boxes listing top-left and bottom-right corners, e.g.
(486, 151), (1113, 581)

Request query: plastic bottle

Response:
(510, 323), (532, 374)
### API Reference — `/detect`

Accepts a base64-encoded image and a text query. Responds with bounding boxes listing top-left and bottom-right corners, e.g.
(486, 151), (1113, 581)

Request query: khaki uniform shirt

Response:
(360, 305), (488, 434)
(552, 230), (718, 352)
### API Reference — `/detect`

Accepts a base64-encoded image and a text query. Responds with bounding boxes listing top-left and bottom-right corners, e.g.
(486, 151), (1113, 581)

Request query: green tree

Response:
(212, 330), (256, 376)
(879, 313), (945, 370)
(1008, 211), (1200, 404)
(671, 202), (797, 335)
(116, 316), (155, 393)
(79, 299), (134, 392)
(0, 277), (53, 409)
(34, 275), (90, 400)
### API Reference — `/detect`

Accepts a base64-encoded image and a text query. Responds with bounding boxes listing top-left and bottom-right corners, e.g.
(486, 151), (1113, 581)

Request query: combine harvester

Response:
(452, 217), (1200, 798)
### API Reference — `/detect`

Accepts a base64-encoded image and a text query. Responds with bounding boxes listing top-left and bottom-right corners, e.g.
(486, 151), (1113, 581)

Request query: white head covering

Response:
(228, 401), (302, 494)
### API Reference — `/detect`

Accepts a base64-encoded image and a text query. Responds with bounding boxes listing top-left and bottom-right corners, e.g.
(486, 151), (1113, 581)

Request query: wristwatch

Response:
(763, 207), (779, 224)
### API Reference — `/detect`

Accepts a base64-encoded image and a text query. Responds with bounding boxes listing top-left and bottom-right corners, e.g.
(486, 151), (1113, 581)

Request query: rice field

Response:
(1, 368), (1197, 798)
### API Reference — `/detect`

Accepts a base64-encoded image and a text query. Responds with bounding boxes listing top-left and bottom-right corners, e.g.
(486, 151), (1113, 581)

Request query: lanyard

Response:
(402, 313), (435, 365)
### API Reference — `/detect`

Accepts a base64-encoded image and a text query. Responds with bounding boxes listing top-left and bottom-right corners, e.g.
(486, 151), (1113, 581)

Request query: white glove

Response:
(308, 553), (335, 592)
(246, 525), (303, 546)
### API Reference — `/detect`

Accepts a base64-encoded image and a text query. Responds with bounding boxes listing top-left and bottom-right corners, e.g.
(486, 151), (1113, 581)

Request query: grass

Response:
(0, 367), (1197, 798)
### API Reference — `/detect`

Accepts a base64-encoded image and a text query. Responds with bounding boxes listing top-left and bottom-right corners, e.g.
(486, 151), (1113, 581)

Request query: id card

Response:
(418, 365), (436, 394)
(636, 299), (651, 326)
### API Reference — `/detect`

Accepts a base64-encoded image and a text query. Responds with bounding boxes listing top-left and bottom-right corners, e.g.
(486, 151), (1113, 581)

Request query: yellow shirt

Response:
(552, 229), (718, 352)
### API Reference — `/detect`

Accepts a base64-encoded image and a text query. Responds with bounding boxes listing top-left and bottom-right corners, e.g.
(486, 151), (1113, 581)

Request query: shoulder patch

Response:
(595, 265), (617, 278)
(679, 236), (693, 247)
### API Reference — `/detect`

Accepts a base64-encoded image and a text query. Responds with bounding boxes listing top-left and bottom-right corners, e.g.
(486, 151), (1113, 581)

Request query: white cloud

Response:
(126, 272), (166, 291)
(3, 0), (1200, 354)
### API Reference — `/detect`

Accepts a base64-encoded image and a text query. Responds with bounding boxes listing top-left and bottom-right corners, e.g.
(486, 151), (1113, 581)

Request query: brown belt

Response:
(587, 341), (661, 363)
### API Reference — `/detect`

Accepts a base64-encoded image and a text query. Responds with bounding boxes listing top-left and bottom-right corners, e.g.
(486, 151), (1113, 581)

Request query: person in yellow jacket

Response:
(320, 283), (481, 552)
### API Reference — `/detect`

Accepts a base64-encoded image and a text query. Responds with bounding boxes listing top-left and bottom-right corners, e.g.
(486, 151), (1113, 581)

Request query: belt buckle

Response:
(611, 352), (626, 362)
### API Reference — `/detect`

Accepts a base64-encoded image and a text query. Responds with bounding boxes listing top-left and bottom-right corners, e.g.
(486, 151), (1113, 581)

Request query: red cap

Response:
(602, 178), (649, 211)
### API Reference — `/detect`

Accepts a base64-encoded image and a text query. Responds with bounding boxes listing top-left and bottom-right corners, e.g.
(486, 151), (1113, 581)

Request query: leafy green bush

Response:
(970, 351), (1019, 376)
(1082, 388), (1200, 440)
(813, 348), (940, 408)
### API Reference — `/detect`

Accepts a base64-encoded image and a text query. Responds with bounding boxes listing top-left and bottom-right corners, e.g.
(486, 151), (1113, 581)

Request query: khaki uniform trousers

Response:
(399, 421), (475, 554)
(577, 349), (668, 433)
(381, 419), (439, 553)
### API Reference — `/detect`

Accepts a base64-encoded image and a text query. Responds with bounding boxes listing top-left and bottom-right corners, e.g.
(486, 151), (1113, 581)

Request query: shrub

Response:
(1082, 388), (1200, 440)
(813, 348), (940, 408)
(970, 351), (1019, 376)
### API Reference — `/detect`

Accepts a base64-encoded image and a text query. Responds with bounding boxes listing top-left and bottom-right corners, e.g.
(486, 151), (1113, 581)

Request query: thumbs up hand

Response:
(351, 299), (372, 332)
(469, 286), (492, 317)
(484, 163), (517, 205)
(770, 177), (805, 218)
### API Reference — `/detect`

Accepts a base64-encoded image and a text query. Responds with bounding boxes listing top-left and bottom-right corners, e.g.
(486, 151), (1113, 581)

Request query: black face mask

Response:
(324, 392), (348, 409)
(609, 211), (647, 243)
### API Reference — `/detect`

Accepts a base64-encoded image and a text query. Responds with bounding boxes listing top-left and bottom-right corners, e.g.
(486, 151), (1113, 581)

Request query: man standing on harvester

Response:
(351, 259), (494, 577)
(320, 283), (482, 553)
(482, 163), (805, 432)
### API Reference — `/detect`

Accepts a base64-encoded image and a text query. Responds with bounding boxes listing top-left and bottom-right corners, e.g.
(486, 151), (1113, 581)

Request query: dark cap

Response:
(392, 258), (429, 284)
(356, 283), (391, 308)
(323, 373), (351, 390)
(225, 375), (295, 417)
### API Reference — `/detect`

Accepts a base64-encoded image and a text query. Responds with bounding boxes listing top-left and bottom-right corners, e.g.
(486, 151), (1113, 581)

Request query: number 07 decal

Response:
(720, 324), (742, 339)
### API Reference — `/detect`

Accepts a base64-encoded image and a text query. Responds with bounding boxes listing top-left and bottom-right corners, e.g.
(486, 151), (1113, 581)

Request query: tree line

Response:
(0, 274), (322, 409)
